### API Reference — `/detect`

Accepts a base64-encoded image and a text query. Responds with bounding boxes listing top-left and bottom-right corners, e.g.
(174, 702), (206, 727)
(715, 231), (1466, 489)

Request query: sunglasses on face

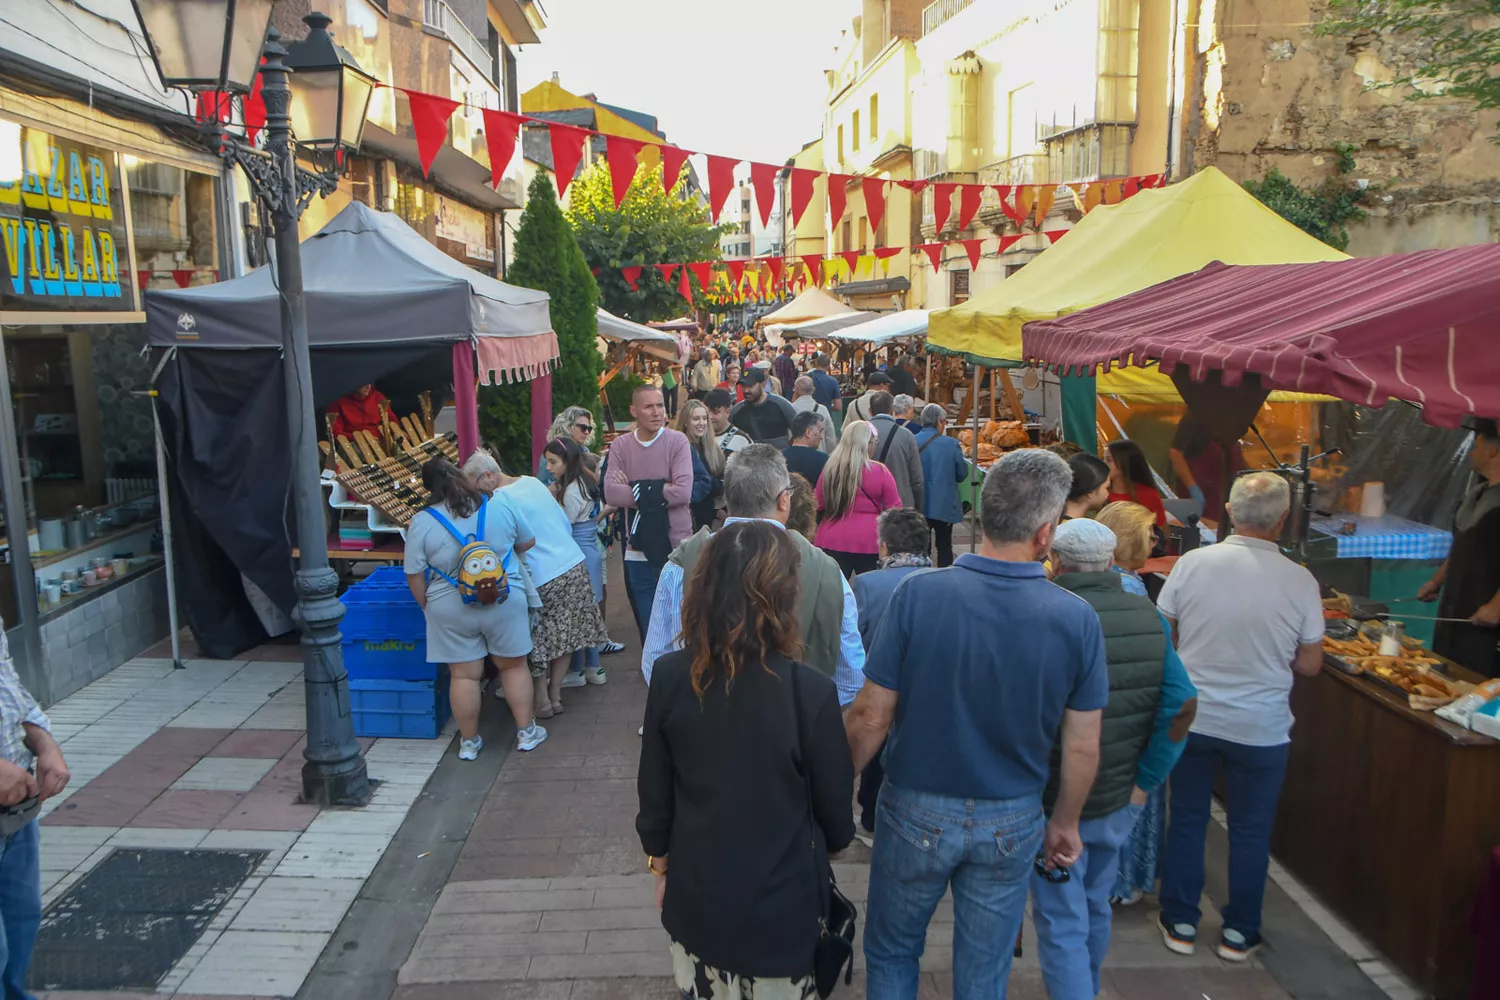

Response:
(575, 423), (594, 434)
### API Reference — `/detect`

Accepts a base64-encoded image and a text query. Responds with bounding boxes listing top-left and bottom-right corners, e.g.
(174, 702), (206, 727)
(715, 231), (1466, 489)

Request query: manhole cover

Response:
(28, 847), (266, 992)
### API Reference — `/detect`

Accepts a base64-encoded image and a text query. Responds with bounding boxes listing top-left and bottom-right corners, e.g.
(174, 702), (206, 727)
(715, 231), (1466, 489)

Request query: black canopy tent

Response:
(145, 202), (556, 657)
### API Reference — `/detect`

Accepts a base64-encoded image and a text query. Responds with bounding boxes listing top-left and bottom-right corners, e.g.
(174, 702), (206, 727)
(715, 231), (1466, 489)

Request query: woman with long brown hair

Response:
(814, 419), (901, 578)
(637, 521), (855, 998)
(404, 458), (545, 759)
(675, 398), (726, 531)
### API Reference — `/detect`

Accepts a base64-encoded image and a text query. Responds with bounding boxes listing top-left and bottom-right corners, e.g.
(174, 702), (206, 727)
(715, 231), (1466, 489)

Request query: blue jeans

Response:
(567, 523), (605, 676)
(1159, 733), (1290, 941)
(864, 782), (1044, 1000)
(1031, 801), (1143, 999)
(0, 821), (41, 1000)
(622, 559), (661, 642)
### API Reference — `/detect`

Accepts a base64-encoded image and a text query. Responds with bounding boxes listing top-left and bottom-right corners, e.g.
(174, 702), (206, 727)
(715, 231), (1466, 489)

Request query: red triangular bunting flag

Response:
(656, 263), (676, 283)
(171, 269), (194, 288)
(991, 184), (1012, 203)
(862, 177), (886, 234)
(1001, 187), (1027, 226)
(659, 145), (691, 194)
(678, 264), (694, 303)
(874, 247), (902, 260)
(1045, 229), (1067, 244)
(481, 109), (524, 189)
(789, 168), (817, 227)
(828, 174), (852, 226)
(605, 135), (645, 209)
(686, 262), (712, 289)
(957, 185), (984, 231)
(750, 162), (779, 229)
(800, 255), (822, 285)
(725, 259), (747, 284)
(243, 72), (266, 144)
(590, 266), (599, 276)
(621, 265), (643, 291)
(895, 179), (929, 195)
(838, 250), (861, 277)
(918, 243), (944, 271)
(195, 91), (231, 124)
(705, 154), (739, 221)
(961, 239), (984, 271)
(998, 234), (1023, 253)
(1123, 176), (1141, 198)
(136, 270), (152, 290)
(404, 90), (460, 178)
(765, 257), (784, 288)
(547, 122), (590, 197)
(933, 182), (955, 232)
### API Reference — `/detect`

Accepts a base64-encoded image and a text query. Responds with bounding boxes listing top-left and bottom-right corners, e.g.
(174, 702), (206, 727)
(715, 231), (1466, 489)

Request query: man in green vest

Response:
(1032, 517), (1198, 1000)
(639, 443), (865, 708)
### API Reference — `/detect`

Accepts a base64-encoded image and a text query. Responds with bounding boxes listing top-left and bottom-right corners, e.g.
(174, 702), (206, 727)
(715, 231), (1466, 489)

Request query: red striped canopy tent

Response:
(1022, 244), (1500, 429)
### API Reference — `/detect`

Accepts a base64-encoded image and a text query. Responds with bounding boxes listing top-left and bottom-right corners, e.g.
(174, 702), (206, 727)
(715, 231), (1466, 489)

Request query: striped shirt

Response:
(0, 630), (49, 768)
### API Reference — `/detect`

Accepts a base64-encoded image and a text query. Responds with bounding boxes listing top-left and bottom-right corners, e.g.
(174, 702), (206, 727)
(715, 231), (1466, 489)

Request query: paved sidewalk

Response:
(372, 553), (1416, 1000)
(30, 642), (453, 1000)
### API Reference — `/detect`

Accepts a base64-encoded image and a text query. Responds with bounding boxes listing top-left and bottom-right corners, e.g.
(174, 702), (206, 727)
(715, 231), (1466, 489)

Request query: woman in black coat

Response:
(637, 521), (855, 997)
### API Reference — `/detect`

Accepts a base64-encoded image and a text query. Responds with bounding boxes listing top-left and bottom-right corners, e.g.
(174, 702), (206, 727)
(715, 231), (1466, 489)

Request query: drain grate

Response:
(28, 847), (266, 992)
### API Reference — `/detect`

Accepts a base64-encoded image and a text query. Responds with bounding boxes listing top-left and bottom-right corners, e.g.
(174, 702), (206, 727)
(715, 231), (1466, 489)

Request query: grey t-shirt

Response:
(404, 496), (534, 601)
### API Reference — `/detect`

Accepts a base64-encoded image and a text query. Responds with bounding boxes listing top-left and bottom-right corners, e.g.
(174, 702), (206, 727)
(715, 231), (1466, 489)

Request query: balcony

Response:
(424, 0), (495, 85)
(922, 0), (975, 37)
(1039, 122), (1134, 184)
(979, 154), (1048, 187)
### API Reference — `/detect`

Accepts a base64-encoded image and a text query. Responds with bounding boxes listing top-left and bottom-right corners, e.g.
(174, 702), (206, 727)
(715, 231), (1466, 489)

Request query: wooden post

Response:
(996, 367), (1025, 422)
(924, 354), (932, 401)
(970, 365), (982, 555)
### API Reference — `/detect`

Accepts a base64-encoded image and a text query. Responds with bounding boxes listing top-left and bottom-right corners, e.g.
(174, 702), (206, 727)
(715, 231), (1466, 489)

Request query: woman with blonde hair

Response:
(1095, 500), (1155, 597)
(675, 398), (725, 531)
(536, 406), (596, 484)
(814, 419), (901, 578)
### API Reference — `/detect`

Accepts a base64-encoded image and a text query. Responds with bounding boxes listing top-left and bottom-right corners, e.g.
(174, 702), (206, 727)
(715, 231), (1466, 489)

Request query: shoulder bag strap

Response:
(877, 424), (897, 465)
(788, 665), (831, 926)
(917, 433), (938, 455)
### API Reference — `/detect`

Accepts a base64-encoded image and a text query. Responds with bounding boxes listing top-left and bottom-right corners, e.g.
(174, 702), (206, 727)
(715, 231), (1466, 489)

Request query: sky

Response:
(516, 0), (858, 166)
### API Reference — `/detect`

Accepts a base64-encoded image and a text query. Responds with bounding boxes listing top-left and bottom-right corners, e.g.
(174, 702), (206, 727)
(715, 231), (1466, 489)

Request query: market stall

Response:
(145, 201), (556, 656)
(1022, 242), (1500, 999)
(596, 307), (682, 426)
(927, 166), (1346, 448)
(754, 285), (863, 328)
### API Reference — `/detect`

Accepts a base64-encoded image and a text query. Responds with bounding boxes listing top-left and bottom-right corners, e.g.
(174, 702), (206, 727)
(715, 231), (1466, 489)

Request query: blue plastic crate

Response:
(359, 566), (411, 588)
(342, 635), (436, 681)
(341, 576), (425, 641)
(350, 671), (450, 739)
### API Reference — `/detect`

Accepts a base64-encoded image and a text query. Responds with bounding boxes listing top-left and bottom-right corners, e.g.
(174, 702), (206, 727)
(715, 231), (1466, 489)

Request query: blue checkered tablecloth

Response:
(1308, 514), (1453, 560)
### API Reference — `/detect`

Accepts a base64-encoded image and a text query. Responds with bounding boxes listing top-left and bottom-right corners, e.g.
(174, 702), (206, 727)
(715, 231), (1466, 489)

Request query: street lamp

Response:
(131, 6), (372, 806)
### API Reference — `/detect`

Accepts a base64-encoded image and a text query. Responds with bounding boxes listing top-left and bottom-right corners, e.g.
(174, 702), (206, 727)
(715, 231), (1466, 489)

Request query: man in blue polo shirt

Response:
(809, 353), (842, 417)
(845, 448), (1108, 1000)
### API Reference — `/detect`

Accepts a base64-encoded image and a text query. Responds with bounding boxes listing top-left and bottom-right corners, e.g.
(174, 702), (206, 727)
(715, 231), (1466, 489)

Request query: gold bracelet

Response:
(646, 855), (668, 876)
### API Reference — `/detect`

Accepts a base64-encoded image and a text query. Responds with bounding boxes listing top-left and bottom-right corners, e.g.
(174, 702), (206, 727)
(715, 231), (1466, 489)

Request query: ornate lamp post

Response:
(131, 4), (375, 805)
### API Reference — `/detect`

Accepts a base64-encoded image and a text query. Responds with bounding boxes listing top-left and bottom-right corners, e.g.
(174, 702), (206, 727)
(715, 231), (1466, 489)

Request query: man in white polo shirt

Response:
(1154, 471), (1324, 963)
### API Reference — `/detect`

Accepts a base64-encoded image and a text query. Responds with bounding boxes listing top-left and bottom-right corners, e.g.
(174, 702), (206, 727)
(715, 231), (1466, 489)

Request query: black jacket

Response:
(638, 651), (855, 978)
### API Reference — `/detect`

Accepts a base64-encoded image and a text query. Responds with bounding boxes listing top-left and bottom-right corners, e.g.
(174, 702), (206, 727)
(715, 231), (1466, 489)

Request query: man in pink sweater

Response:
(604, 385), (694, 640)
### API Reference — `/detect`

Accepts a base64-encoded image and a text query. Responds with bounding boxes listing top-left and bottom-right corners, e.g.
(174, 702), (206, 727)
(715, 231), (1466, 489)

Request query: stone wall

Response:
(39, 567), (170, 704)
(1182, 0), (1500, 254)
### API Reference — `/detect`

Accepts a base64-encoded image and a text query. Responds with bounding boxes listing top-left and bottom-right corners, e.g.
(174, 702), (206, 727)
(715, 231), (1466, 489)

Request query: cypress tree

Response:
(478, 171), (603, 469)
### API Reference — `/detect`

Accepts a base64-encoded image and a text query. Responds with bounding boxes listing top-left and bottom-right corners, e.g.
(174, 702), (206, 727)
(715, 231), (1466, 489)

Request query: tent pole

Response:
(924, 354), (932, 401)
(453, 341), (480, 462)
(970, 365), (982, 555)
(149, 395), (184, 671)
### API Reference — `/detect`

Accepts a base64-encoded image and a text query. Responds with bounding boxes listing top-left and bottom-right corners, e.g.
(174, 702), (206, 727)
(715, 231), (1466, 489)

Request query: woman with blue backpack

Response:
(405, 458), (548, 758)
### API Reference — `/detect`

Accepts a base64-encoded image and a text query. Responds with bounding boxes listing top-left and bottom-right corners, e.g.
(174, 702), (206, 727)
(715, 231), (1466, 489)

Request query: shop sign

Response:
(0, 125), (131, 312)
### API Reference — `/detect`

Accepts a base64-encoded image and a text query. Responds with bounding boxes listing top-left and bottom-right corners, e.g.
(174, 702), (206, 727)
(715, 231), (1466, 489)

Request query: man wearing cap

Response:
(846, 371), (893, 424)
(729, 367), (800, 450)
(1419, 416), (1500, 677)
(1032, 518), (1197, 1000)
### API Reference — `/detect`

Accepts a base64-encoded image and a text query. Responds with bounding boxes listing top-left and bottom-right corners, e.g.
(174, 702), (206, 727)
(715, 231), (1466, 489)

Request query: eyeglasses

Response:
(575, 423), (594, 434)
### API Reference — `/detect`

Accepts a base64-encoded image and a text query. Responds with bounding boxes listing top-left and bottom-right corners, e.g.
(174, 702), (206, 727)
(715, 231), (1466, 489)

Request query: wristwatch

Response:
(646, 855), (668, 876)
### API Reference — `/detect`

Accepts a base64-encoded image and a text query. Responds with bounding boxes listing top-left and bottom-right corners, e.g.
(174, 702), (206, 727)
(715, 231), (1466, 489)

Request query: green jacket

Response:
(668, 523), (845, 678)
(1044, 572), (1165, 820)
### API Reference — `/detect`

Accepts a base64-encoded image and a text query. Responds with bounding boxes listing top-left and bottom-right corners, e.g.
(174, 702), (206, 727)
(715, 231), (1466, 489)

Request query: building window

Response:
(870, 94), (879, 141)
(950, 268), (970, 304)
(1097, 0), (1140, 122)
(852, 111), (861, 152)
(501, 38), (518, 114)
(837, 125), (844, 163)
(841, 219), (852, 251)
(857, 217), (867, 251)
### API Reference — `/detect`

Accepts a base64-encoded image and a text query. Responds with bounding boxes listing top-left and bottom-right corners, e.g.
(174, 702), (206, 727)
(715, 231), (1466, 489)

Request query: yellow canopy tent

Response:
(927, 166), (1347, 400)
(756, 286), (863, 328)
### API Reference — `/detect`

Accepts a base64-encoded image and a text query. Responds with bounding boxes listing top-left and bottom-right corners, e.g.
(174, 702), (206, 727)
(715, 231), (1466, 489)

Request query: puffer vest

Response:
(1044, 572), (1165, 820)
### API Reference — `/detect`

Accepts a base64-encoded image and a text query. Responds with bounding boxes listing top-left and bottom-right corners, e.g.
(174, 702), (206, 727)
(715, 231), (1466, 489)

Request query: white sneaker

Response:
(457, 736), (483, 761)
(601, 640), (626, 655)
(516, 723), (548, 752)
(585, 668), (608, 685)
(638, 725), (644, 737)
(561, 672), (588, 689)
(1216, 928), (1261, 962)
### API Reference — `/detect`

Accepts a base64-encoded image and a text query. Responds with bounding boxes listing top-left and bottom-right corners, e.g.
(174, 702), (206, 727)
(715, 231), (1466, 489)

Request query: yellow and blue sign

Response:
(1, 124), (130, 311)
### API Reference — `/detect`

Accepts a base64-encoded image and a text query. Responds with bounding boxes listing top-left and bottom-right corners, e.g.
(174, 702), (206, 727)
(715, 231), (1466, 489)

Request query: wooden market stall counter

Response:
(1272, 660), (1500, 998)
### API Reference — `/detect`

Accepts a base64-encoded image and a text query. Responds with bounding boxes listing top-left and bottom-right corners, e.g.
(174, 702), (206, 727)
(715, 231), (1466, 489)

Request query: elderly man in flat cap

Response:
(1031, 518), (1197, 1000)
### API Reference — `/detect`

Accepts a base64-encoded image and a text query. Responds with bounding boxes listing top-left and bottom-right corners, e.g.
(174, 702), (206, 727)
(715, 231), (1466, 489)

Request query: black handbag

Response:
(790, 665), (857, 997)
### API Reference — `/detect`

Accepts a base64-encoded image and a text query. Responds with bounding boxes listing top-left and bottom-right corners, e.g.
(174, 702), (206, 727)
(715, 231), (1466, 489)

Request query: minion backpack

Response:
(422, 497), (511, 606)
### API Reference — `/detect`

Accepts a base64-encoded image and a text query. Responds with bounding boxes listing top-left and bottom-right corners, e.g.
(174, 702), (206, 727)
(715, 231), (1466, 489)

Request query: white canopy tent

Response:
(780, 309), (878, 338)
(824, 309), (930, 345)
(595, 308), (682, 363)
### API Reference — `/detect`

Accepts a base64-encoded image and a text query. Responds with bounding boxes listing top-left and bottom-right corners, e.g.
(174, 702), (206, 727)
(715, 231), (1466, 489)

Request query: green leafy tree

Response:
(565, 159), (726, 322)
(478, 171), (602, 470)
(1243, 145), (1367, 251)
(1322, 0), (1500, 131)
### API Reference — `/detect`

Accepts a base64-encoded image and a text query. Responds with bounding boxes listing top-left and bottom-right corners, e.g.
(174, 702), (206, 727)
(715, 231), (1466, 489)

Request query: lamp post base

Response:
(293, 566), (372, 808)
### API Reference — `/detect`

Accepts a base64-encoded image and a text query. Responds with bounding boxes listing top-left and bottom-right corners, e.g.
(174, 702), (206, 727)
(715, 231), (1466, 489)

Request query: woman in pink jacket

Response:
(814, 420), (902, 578)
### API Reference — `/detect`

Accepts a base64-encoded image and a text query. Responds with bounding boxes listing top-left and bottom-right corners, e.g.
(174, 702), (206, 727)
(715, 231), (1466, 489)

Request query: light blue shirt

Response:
(640, 517), (866, 706)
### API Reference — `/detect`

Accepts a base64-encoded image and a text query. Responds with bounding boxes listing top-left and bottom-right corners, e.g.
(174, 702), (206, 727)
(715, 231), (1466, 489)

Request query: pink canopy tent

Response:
(1022, 244), (1500, 428)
